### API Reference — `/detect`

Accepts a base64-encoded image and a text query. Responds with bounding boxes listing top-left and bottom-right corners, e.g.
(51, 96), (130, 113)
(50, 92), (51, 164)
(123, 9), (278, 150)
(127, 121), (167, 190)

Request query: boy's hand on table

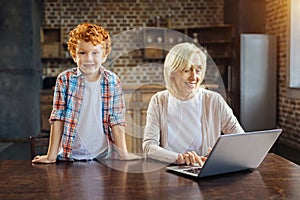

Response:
(32, 155), (56, 164)
(116, 149), (142, 160)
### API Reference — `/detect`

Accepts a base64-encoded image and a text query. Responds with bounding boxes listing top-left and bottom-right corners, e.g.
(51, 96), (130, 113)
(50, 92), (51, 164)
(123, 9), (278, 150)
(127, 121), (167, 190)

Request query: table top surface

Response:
(0, 153), (299, 200)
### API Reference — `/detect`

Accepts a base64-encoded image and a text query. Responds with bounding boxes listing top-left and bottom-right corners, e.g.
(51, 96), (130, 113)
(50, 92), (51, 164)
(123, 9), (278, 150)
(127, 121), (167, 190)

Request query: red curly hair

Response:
(67, 23), (111, 59)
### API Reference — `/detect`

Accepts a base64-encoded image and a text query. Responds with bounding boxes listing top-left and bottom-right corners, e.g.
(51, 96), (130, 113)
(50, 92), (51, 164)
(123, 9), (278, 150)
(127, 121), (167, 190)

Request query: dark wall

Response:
(224, 0), (266, 34)
(0, 0), (42, 139)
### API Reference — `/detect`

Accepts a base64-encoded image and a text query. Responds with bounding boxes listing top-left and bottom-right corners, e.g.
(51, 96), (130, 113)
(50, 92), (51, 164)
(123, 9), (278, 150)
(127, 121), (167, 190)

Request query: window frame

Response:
(287, 0), (300, 98)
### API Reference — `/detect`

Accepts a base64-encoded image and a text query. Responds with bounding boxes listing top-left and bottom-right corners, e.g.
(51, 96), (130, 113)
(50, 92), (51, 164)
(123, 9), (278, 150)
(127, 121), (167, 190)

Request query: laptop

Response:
(166, 129), (282, 178)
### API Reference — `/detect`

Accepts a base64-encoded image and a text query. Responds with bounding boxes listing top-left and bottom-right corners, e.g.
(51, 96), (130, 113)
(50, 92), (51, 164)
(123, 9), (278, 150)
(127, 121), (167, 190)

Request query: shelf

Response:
(41, 57), (73, 61)
(198, 40), (233, 44)
(210, 55), (233, 59)
(143, 48), (165, 59)
(187, 25), (234, 40)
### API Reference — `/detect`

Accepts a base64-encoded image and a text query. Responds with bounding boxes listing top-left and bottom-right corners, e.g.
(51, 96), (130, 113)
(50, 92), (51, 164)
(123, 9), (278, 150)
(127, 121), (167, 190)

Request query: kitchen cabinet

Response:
(41, 28), (62, 58)
(123, 84), (165, 153)
(143, 28), (165, 59)
(41, 27), (74, 77)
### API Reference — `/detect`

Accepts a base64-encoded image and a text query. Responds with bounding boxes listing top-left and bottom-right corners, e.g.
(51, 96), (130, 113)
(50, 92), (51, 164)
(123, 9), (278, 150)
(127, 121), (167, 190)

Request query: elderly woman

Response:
(143, 42), (244, 166)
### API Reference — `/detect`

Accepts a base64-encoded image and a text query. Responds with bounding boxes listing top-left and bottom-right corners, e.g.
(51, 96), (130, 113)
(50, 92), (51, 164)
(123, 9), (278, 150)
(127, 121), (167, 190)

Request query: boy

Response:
(33, 23), (140, 163)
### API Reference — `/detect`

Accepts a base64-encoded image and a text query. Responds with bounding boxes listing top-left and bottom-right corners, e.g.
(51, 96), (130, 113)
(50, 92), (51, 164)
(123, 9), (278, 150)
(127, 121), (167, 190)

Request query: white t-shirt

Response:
(167, 92), (202, 154)
(72, 79), (108, 160)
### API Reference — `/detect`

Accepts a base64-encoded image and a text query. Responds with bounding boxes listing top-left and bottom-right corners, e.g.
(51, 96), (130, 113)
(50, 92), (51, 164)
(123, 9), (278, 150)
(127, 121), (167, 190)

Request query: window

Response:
(287, 0), (300, 98)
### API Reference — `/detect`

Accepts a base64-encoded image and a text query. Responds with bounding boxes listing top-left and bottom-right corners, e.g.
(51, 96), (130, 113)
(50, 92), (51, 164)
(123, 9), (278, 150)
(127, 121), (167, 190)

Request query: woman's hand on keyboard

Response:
(177, 147), (212, 166)
(177, 151), (203, 166)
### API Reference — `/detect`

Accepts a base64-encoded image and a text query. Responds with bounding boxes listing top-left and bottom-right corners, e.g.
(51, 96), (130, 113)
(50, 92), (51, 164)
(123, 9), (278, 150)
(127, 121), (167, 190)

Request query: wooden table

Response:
(0, 153), (299, 199)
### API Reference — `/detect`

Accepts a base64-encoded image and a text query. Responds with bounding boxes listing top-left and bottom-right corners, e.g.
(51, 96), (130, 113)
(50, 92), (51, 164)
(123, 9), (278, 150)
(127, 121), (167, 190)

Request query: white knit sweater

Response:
(142, 89), (244, 163)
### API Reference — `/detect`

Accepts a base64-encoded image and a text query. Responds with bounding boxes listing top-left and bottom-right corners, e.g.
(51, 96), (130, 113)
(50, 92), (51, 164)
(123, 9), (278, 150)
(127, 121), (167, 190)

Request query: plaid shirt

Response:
(49, 67), (126, 161)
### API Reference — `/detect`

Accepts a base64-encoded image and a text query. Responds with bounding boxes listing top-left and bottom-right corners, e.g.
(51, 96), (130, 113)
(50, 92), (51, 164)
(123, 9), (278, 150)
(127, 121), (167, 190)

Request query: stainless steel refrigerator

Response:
(240, 34), (277, 131)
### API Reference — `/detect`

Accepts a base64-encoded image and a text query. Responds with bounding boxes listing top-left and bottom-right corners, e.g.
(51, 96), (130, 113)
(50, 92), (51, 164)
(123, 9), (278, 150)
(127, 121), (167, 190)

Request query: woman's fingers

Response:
(183, 151), (202, 166)
(184, 153), (191, 165)
(191, 151), (203, 166)
(177, 154), (185, 164)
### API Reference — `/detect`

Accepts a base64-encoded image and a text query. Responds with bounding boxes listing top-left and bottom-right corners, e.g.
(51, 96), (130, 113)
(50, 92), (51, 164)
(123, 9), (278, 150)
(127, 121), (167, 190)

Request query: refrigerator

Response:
(240, 34), (277, 131)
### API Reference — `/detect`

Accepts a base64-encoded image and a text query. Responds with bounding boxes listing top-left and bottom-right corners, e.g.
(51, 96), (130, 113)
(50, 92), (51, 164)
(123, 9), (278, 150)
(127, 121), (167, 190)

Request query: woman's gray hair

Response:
(164, 42), (207, 98)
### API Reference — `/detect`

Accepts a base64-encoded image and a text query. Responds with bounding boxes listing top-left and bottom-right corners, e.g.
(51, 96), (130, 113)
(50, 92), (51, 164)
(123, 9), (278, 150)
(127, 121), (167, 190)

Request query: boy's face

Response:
(73, 40), (107, 79)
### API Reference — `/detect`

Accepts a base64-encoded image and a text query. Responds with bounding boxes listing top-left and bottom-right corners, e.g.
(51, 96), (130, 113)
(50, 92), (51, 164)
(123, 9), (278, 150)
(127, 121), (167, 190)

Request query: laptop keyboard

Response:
(184, 167), (202, 174)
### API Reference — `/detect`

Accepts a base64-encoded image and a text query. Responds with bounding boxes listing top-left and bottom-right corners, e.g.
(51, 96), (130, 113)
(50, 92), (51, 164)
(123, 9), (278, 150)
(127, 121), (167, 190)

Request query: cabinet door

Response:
(123, 84), (165, 153)
(143, 28), (165, 59)
(41, 28), (62, 58)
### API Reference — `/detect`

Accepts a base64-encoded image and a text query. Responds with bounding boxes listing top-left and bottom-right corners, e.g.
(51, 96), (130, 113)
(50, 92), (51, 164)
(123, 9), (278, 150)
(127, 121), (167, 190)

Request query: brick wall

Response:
(265, 0), (300, 150)
(42, 0), (224, 84)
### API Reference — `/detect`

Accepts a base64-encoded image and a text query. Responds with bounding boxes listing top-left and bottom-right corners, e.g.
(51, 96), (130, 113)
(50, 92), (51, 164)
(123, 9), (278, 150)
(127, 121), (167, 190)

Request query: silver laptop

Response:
(166, 129), (282, 178)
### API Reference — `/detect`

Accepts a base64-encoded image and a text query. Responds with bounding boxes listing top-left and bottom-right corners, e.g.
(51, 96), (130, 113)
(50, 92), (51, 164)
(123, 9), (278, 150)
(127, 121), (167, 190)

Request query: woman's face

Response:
(172, 53), (205, 100)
